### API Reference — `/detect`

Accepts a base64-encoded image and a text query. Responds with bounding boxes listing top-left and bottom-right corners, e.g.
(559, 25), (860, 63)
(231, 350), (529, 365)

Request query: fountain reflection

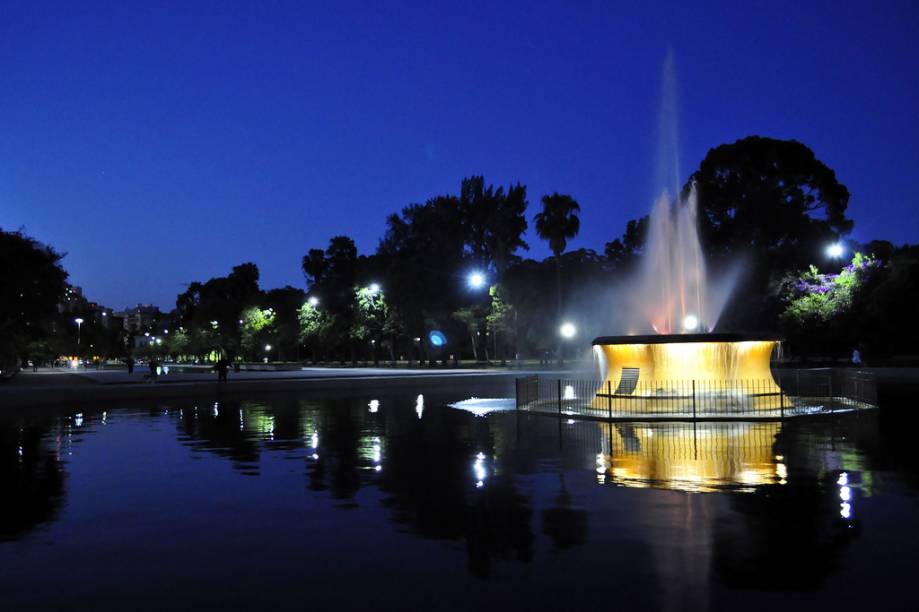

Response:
(596, 421), (782, 492)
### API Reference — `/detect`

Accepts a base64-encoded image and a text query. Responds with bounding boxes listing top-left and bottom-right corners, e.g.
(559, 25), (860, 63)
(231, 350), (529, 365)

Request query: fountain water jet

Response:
(641, 185), (708, 334)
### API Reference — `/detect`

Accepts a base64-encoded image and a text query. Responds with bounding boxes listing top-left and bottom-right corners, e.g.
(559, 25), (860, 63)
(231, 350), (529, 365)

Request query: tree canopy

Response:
(0, 229), (68, 375)
(689, 136), (853, 266)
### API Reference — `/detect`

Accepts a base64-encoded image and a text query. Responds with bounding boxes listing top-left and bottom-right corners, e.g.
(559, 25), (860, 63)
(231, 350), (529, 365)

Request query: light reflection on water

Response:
(1, 393), (917, 610)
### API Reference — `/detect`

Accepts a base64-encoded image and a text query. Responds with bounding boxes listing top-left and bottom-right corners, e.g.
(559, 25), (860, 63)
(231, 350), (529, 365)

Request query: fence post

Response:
(780, 379), (785, 420)
(557, 379), (562, 417)
(692, 380), (697, 420)
(607, 380), (612, 420)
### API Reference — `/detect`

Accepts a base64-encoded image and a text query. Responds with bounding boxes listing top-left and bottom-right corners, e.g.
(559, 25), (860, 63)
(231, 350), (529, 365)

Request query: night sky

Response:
(2, 1), (918, 310)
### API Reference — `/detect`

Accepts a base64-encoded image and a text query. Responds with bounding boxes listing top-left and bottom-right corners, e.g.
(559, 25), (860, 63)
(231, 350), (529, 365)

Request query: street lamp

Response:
(467, 271), (487, 290)
(826, 242), (845, 259)
(368, 283), (381, 295)
(74, 317), (84, 346)
(308, 296), (319, 307)
(559, 322), (577, 339)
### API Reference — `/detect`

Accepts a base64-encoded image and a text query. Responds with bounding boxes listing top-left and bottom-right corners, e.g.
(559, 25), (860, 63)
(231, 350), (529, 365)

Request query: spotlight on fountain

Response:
(682, 314), (699, 332)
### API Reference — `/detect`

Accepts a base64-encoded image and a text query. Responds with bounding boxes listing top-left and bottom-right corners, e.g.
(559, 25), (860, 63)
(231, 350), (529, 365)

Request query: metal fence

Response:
(515, 369), (877, 421)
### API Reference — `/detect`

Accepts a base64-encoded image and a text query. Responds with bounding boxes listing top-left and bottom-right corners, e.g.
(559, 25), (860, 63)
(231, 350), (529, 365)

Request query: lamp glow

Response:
(308, 296), (319, 307)
(559, 322), (577, 339)
(826, 242), (845, 258)
(368, 283), (381, 294)
(682, 314), (699, 331)
(467, 271), (486, 289)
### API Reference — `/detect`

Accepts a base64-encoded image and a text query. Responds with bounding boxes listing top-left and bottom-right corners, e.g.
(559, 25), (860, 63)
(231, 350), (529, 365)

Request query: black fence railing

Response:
(515, 369), (877, 421)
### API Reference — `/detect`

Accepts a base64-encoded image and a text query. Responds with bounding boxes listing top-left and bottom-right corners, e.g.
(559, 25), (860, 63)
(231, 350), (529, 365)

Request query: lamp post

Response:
(74, 317), (84, 352)
(559, 322), (576, 362)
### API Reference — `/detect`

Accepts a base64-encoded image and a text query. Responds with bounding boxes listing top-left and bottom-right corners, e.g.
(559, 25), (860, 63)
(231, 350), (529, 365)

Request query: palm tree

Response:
(534, 193), (581, 323)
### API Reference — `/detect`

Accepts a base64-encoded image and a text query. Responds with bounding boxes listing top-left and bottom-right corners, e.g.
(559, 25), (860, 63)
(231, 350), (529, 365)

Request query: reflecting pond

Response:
(2, 389), (918, 610)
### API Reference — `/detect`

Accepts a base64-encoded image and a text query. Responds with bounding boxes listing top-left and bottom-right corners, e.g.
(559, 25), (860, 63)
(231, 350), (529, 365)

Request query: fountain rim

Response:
(592, 333), (782, 346)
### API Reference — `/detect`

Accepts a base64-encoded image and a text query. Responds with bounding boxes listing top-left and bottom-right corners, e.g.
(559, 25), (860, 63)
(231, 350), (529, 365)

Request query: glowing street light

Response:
(264, 344), (272, 352)
(74, 317), (84, 346)
(308, 296), (319, 307)
(467, 271), (487, 290)
(826, 242), (845, 259)
(368, 283), (381, 295)
(559, 322), (577, 339)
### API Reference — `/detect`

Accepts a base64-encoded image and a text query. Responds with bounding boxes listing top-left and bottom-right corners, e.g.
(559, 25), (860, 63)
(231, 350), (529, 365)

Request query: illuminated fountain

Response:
(591, 179), (782, 414)
(592, 333), (783, 414)
(590, 56), (781, 413)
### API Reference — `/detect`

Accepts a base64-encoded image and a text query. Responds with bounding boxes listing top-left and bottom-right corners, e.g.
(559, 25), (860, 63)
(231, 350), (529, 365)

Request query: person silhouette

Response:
(214, 358), (229, 383)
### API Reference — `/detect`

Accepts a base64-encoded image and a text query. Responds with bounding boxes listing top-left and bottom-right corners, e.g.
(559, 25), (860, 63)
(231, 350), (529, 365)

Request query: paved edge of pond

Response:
(3, 366), (917, 412)
(0, 370), (533, 410)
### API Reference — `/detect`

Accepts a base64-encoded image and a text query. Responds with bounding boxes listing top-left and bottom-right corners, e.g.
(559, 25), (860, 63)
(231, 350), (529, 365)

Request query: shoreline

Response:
(2, 365), (917, 412)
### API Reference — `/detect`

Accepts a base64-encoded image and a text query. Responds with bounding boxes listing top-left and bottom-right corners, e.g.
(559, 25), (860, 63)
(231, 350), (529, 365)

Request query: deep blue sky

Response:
(2, 1), (918, 309)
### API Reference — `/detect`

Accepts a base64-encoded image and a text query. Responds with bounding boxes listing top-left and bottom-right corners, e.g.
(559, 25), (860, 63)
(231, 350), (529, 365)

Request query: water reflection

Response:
(0, 419), (66, 541)
(597, 421), (783, 492)
(0, 394), (914, 604)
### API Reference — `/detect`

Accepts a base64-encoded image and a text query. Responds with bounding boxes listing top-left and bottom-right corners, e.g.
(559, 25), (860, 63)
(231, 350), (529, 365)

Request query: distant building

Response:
(59, 284), (89, 313)
(116, 304), (162, 333)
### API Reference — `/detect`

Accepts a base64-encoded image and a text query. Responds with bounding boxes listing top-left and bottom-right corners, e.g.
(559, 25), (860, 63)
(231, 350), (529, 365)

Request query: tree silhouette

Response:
(689, 136), (852, 266)
(0, 229), (68, 376)
(460, 176), (529, 278)
(534, 193), (581, 322)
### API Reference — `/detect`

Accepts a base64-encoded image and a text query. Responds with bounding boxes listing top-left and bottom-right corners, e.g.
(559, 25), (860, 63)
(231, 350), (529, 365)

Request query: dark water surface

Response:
(2, 386), (917, 611)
